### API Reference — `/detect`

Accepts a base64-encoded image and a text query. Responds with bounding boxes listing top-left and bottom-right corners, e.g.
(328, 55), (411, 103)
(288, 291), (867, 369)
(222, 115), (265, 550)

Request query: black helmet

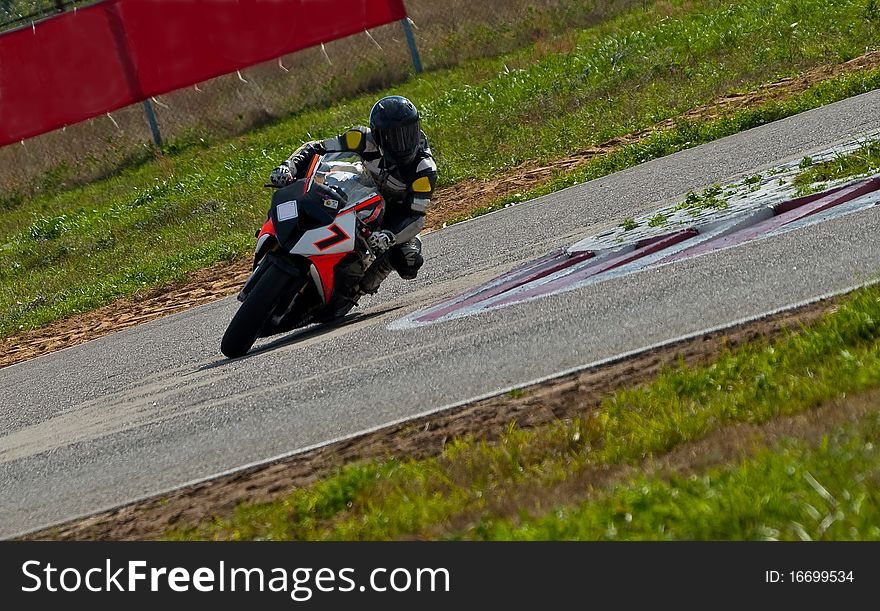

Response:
(369, 95), (421, 166)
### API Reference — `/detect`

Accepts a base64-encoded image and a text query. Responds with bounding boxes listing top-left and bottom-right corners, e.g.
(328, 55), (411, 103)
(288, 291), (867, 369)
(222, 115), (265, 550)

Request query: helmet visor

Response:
(377, 121), (421, 164)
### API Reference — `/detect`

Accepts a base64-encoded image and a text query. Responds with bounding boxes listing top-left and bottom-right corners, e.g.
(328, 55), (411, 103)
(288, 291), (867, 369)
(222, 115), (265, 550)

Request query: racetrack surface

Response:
(3, 90), (880, 538)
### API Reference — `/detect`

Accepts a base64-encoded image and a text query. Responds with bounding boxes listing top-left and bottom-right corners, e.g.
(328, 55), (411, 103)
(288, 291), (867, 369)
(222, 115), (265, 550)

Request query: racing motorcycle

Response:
(221, 152), (385, 358)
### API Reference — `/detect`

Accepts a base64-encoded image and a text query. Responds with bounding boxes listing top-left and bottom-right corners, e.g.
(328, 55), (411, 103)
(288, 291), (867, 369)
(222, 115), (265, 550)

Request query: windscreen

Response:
(314, 153), (378, 204)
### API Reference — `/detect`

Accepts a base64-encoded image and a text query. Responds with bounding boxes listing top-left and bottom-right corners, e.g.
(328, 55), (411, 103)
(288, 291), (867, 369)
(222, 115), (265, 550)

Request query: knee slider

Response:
(389, 245), (423, 278)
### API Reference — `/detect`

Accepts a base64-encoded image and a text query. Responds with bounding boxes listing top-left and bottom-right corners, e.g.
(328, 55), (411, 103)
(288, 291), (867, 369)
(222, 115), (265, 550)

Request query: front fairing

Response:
(256, 154), (386, 303)
(268, 183), (337, 249)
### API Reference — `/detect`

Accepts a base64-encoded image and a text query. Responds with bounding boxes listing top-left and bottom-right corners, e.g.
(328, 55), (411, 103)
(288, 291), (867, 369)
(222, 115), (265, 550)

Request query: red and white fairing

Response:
(253, 152), (385, 303)
(303, 194), (383, 302)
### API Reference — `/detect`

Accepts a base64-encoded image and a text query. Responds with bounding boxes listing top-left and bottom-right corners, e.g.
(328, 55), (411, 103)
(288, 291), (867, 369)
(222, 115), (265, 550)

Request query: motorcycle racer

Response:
(269, 95), (437, 317)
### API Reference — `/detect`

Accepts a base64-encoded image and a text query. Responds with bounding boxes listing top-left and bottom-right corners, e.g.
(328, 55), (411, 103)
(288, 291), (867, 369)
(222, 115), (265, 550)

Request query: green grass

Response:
(675, 184), (729, 213)
(481, 414), (880, 540)
(168, 284), (880, 541)
(647, 212), (668, 227)
(457, 66), (880, 221)
(3, 0), (880, 337)
(620, 217), (639, 230)
(793, 139), (880, 195)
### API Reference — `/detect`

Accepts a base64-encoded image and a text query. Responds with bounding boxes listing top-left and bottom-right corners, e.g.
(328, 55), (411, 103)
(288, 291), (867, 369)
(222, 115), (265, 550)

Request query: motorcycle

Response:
(221, 152), (385, 358)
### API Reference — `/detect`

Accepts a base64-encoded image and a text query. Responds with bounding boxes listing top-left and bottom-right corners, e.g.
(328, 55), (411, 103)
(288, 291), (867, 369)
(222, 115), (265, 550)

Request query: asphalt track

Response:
(3, 90), (880, 538)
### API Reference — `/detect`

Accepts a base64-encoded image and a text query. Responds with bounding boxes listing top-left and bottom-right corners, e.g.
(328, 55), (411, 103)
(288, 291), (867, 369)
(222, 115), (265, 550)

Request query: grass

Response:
(482, 415), (880, 540)
(457, 66), (880, 221)
(620, 217), (639, 230)
(647, 213), (667, 227)
(675, 184), (729, 213)
(168, 284), (880, 541)
(793, 139), (880, 195)
(3, 0), (880, 337)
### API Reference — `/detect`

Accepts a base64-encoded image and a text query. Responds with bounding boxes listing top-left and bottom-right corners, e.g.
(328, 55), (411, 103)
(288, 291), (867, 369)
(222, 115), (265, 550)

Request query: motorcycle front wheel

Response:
(221, 263), (297, 358)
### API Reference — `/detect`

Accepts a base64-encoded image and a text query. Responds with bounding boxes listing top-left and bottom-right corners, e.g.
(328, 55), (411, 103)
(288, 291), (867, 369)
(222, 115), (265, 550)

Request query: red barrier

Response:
(0, 0), (407, 146)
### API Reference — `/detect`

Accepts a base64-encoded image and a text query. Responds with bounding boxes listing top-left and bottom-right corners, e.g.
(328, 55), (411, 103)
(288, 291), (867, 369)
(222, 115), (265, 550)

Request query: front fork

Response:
(238, 246), (300, 302)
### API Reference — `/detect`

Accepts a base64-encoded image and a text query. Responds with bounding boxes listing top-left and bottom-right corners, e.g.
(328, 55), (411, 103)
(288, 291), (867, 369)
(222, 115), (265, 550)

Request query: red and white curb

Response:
(392, 175), (880, 329)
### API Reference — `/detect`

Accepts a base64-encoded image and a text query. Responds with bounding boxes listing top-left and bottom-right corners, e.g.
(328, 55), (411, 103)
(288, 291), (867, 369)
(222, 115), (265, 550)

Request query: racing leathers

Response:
(274, 126), (437, 307)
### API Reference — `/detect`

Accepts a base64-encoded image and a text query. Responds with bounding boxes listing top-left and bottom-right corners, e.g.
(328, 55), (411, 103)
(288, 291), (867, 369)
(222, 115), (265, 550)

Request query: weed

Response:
(648, 213), (668, 227)
(793, 139), (880, 195)
(673, 184), (729, 213)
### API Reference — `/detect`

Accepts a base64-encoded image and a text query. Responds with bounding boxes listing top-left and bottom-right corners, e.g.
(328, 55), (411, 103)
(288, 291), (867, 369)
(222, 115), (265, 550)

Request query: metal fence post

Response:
(400, 18), (423, 74)
(142, 99), (164, 149)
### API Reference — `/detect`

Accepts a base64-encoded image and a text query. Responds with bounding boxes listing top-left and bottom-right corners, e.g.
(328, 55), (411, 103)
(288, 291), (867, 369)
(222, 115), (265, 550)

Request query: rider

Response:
(269, 95), (437, 316)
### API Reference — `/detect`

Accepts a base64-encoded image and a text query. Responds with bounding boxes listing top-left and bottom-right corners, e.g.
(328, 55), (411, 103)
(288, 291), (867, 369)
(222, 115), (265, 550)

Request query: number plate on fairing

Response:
(276, 200), (299, 221)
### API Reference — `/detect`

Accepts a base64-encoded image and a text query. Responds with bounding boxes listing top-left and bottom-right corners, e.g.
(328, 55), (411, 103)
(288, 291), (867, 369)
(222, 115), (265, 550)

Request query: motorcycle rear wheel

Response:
(221, 263), (297, 358)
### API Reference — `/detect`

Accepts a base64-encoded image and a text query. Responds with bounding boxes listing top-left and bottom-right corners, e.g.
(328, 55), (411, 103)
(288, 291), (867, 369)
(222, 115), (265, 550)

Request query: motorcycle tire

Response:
(221, 263), (297, 358)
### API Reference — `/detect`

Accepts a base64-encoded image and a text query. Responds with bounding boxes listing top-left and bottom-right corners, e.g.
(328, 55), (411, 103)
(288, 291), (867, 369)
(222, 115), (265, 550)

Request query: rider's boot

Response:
(359, 253), (395, 295)
(318, 254), (366, 322)
(359, 236), (423, 296)
(325, 291), (362, 321)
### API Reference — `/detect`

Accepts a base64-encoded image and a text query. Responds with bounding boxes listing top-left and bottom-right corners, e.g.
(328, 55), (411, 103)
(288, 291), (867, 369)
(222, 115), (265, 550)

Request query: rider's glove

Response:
(269, 162), (294, 187)
(368, 230), (396, 254)
(288, 140), (326, 178)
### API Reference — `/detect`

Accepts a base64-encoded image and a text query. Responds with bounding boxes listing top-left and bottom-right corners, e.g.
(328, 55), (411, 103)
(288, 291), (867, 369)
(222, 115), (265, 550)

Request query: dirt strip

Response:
(3, 51), (880, 371)
(21, 292), (843, 540)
